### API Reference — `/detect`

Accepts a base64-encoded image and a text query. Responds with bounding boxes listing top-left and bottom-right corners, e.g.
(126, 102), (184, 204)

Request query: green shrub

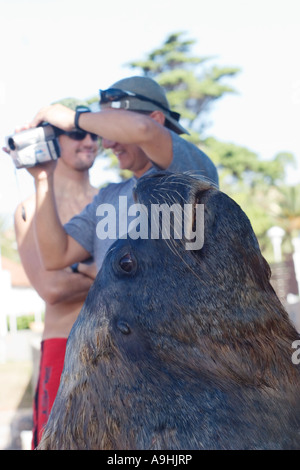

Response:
(7, 313), (44, 330)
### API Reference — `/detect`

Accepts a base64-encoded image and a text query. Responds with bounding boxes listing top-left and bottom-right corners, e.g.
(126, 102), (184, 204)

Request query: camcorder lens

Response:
(8, 137), (16, 150)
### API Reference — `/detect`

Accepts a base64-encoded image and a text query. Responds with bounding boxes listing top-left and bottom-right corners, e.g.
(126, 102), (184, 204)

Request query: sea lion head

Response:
(38, 171), (300, 450)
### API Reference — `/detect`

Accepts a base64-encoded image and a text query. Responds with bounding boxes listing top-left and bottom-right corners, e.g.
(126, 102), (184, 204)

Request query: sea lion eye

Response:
(119, 253), (136, 273)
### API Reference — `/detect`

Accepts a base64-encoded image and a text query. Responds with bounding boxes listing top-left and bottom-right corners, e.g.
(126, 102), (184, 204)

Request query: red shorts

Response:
(31, 338), (67, 449)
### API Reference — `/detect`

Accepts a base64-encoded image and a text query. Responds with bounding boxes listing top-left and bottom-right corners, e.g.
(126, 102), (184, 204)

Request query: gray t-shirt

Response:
(64, 131), (218, 269)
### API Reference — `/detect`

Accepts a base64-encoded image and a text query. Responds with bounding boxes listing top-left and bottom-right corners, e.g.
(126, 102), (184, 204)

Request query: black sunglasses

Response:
(63, 130), (98, 141)
(99, 88), (180, 122)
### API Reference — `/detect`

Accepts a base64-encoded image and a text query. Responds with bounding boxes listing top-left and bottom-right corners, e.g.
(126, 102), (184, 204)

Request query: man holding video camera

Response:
(13, 102), (99, 448)
(23, 76), (219, 274)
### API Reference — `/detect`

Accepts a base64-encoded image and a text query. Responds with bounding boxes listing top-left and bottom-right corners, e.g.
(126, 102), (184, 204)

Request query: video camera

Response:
(5, 124), (61, 169)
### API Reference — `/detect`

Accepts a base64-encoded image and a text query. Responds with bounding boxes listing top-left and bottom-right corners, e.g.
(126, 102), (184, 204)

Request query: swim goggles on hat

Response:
(99, 88), (180, 122)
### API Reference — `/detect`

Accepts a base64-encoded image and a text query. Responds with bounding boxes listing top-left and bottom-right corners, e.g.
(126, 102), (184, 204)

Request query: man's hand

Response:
(30, 104), (75, 131)
(77, 262), (98, 280)
(27, 160), (58, 181)
(3, 143), (57, 180)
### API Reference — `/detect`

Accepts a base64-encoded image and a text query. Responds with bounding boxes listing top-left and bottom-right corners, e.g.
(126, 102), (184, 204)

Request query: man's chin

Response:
(75, 157), (96, 171)
(117, 156), (130, 170)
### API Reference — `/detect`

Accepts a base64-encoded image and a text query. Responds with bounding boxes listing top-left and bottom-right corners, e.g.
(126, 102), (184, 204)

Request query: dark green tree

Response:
(203, 138), (294, 188)
(128, 31), (240, 136)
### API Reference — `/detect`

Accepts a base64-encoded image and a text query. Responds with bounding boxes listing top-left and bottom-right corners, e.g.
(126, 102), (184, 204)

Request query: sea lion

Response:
(38, 172), (300, 450)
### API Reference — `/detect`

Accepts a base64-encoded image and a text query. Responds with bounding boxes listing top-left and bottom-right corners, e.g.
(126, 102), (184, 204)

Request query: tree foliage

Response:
(0, 216), (19, 262)
(127, 32), (240, 133)
(203, 138), (294, 187)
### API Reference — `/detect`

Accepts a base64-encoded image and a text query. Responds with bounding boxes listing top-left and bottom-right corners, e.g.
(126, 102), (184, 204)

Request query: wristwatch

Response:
(74, 106), (90, 131)
(70, 263), (79, 273)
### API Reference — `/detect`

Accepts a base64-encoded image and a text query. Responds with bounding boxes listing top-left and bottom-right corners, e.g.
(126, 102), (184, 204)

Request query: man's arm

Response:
(79, 108), (173, 168)
(14, 200), (94, 305)
(30, 104), (173, 169)
(19, 165), (90, 271)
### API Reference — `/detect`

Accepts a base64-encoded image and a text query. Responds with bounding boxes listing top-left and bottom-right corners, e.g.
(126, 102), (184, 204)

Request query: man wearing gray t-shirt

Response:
(26, 76), (219, 277)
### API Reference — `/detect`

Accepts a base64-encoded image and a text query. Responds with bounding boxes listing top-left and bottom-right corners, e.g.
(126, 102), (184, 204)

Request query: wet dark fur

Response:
(38, 172), (300, 450)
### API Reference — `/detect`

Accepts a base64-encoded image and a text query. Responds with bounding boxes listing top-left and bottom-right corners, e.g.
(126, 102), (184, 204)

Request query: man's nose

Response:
(102, 138), (117, 149)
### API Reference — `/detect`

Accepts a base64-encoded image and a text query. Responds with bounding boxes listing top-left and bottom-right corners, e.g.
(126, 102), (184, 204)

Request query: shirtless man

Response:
(13, 106), (99, 448)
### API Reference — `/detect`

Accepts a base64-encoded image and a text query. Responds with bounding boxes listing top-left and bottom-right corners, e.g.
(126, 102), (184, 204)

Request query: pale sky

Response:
(1, 0), (300, 222)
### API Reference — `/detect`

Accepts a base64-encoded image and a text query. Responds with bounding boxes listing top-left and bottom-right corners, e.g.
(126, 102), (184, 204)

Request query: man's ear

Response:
(149, 110), (166, 126)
